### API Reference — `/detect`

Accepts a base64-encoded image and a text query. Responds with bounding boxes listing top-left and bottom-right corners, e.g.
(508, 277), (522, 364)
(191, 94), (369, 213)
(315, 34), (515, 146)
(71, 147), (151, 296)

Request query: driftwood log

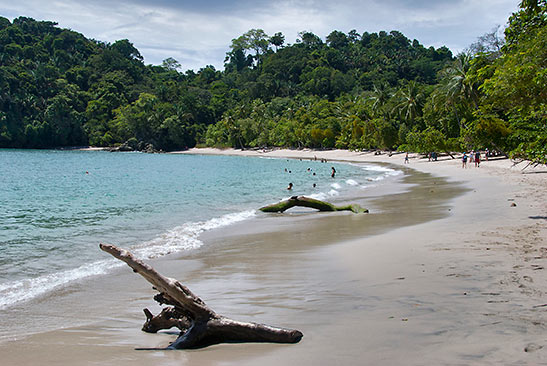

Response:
(259, 196), (368, 214)
(99, 243), (303, 349)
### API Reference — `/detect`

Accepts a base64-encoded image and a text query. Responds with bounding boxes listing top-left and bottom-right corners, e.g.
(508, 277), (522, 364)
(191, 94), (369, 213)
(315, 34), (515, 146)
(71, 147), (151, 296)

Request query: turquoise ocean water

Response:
(0, 149), (400, 309)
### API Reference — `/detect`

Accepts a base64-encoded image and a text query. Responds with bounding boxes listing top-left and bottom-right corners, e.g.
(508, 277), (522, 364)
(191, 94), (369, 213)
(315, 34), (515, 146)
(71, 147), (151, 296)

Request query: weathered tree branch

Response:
(259, 195), (368, 214)
(142, 307), (191, 333)
(99, 243), (303, 349)
(100, 243), (214, 320)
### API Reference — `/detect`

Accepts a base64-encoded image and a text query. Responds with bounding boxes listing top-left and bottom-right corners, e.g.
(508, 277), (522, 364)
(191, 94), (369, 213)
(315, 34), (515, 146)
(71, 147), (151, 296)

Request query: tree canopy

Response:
(1, 4), (545, 163)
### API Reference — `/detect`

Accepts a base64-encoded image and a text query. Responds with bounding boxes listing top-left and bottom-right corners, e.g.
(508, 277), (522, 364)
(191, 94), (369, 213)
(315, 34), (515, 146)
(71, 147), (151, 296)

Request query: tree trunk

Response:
(444, 150), (456, 159)
(99, 244), (303, 349)
(259, 196), (368, 214)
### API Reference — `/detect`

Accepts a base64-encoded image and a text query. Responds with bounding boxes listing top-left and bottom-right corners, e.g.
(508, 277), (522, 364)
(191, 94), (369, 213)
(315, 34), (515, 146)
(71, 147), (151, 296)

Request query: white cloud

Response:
(1, 0), (519, 71)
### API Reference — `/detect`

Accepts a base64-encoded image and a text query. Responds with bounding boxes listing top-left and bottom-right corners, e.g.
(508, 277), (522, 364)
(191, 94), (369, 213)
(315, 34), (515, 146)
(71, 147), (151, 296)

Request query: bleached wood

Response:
(100, 243), (303, 349)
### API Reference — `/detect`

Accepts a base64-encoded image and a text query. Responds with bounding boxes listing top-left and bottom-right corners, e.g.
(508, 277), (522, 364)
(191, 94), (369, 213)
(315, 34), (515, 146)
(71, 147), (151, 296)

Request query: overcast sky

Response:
(1, 0), (519, 71)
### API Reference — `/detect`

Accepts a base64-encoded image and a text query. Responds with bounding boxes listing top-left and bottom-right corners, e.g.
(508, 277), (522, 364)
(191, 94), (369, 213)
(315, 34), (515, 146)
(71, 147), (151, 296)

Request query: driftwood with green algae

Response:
(259, 196), (368, 214)
(99, 243), (303, 350)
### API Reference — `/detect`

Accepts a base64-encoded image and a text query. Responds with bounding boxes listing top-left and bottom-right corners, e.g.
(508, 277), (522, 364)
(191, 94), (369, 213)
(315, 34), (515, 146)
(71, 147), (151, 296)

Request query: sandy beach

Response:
(1, 148), (546, 365)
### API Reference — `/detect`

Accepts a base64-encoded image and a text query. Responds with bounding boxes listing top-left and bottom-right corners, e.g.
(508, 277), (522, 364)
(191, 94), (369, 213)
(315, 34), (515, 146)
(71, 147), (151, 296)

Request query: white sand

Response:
(174, 148), (547, 364)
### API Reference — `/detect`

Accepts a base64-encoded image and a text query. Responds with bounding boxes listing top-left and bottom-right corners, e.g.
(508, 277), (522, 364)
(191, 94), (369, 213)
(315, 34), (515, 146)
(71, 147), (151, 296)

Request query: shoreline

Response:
(1, 148), (546, 365)
(179, 148), (547, 363)
(0, 153), (461, 365)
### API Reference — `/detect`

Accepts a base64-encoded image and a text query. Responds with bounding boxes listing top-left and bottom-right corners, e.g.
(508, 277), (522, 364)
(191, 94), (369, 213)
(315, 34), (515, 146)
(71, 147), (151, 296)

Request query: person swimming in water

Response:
(331, 167), (336, 178)
(287, 182), (293, 190)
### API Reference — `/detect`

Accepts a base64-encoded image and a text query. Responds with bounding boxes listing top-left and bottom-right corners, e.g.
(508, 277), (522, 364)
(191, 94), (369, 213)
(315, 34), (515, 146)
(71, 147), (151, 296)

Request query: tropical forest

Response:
(0, 0), (545, 163)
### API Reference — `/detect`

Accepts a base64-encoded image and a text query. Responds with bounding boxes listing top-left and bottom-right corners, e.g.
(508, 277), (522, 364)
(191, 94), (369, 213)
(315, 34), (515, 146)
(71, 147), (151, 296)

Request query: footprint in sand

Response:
(524, 343), (543, 353)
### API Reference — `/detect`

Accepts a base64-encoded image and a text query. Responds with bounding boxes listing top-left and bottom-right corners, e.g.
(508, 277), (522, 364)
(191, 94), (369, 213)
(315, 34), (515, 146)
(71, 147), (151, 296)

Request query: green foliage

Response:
(269, 32), (285, 50)
(0, 19), (449, 151)
(401, 127), (451, 154)
(468, 110), (512, 151)
(229, 29), (270, 67)
(0, 17), (214, 150)
(475, 1), (547, 163)
(3, 11), (544, 163)
(161, 57), (181, 71)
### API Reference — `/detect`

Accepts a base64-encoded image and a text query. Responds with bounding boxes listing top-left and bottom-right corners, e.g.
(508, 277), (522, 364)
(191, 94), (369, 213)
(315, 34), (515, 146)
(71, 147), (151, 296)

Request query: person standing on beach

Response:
(404, 152), (409, 164)
(462, 153), (468, 168)
(331, 167), (336, 178)
(475, 151), (481, 167)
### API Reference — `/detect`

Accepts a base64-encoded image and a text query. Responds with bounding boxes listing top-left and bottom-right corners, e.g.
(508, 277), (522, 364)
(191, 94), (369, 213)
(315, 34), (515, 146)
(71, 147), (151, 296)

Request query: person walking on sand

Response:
(462, 153), (468, 168)
(475, 151), (481, 167)
(331, 167), (336, 178)
(404, 152), (409, 164)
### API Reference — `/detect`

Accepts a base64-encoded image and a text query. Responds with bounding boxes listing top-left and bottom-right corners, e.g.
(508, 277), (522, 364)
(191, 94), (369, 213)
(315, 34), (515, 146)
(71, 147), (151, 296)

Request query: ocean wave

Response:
(359, 164), (402, 176)
(350, 163), (402, 183)
(308, 192), (328, 201)
(133, 210), (256, 258)
(0, 210), (256, 309)
(0, 259), (121, 309)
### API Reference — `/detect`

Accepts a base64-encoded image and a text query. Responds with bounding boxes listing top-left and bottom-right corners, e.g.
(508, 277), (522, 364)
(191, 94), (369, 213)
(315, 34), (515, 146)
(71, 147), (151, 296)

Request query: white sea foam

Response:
(309, 192), (328, 201)
(0, 259), (121, 309)
(348, 163), (403, 183)
(0, 210), (256, 309)
(346, 179), (359, 186)
(331, 182), (342, 189)
(328, 189), (339, 196)
(134, 210), (256, 258)
(360, 164), (402, 177)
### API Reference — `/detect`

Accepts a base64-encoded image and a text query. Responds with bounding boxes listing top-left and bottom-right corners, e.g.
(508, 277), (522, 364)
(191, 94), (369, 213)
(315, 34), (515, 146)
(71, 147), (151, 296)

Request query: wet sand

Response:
(1, 149), (546, 365)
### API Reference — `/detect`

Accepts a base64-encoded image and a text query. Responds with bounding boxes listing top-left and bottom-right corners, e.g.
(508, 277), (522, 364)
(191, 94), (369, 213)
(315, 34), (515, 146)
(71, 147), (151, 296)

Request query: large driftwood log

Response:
(99, 243), (303, 349)
(259, 195), (368, 214)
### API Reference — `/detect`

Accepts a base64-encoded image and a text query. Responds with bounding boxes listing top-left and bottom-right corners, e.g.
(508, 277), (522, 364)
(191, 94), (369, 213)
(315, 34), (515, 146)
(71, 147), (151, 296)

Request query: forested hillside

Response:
(0, 16), (216, 150)
(0, 0), (545, 163)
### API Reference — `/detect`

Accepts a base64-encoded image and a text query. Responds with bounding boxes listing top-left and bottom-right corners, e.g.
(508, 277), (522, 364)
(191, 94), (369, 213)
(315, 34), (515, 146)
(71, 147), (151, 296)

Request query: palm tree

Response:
(368, 83), (391, 118)
(430, 52), (482, 132)
(443, 53), (480, 110)
(394, 81), (424, 125)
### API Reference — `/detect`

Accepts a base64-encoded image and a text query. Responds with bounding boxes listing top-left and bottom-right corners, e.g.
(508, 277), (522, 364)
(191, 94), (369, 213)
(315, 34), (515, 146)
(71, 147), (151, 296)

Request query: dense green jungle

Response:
(0, 1), (545, 163)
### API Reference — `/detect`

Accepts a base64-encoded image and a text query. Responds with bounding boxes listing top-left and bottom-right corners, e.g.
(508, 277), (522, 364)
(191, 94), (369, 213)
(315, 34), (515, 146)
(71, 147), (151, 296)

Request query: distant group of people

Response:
(462, 150), (483, 168)
(404, 151), (438, 164)
(403, 150), (490, 168)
